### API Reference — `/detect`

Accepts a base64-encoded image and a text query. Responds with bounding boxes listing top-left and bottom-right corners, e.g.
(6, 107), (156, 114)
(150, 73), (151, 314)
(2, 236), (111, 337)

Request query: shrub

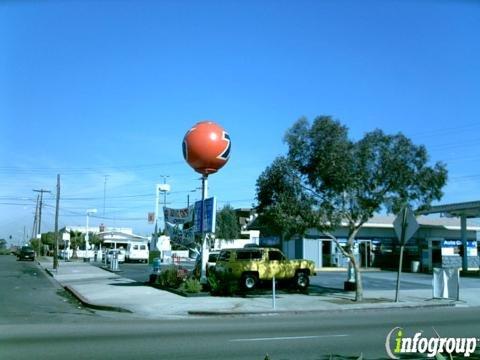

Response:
(208, 270), (239, 296)
(180, 278), (203, 293)
(157, 265), (189, 288)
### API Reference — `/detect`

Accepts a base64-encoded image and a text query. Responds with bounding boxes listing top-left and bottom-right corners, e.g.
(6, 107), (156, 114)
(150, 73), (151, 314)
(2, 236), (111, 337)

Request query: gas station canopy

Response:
(420, 200), (480, 271)
(420, 200), (480, 218)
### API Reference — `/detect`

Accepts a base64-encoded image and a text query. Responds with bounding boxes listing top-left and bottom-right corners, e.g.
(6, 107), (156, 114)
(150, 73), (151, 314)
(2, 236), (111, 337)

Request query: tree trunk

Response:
(351, 254), (363, 301)
(324, 229), (364, 301)
(347, 227), (363, 302)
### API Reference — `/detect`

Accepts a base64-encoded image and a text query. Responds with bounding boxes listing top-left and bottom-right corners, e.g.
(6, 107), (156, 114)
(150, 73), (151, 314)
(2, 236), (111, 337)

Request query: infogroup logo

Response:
(385, 327), (478, 359)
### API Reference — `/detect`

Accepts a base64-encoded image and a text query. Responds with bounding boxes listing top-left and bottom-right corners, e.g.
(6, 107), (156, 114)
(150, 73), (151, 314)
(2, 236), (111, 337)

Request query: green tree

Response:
(88, 233), (102, 248)
(215, 204), (241, 241)
(69, 230), (84, 259)
(256, 116), (447, 301)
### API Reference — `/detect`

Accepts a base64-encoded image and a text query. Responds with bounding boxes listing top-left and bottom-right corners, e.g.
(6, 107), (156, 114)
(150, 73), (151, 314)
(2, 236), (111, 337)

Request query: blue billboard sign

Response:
(194, 197), (217, 234)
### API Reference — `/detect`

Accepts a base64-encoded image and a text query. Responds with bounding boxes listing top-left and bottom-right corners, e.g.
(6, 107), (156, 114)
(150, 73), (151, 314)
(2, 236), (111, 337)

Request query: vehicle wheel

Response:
(295, 272), (309, 290)
(241, 273), (258, 290)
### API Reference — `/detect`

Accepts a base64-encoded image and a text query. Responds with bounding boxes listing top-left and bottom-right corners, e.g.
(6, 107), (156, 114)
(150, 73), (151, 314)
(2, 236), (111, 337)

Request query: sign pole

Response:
(395, 207), (407, 302)
(200, 175), (209, 284)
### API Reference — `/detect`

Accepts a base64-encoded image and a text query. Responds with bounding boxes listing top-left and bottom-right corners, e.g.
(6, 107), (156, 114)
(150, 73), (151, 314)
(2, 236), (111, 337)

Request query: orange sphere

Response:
(182, 121), (231, 175)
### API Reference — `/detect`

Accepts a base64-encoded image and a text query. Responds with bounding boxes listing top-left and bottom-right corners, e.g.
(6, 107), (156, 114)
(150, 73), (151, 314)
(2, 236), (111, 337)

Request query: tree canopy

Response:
(256, 116), (448, 300)
(215, 204), (241, 241)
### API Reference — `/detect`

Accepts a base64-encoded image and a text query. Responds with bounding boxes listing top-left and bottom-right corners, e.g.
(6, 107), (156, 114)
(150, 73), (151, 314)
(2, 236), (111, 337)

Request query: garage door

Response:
(303, 239), (322, 268)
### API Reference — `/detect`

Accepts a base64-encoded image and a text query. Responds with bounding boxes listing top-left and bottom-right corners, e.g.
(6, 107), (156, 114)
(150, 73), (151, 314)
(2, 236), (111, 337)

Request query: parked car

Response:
(105, 249), (125, 263)
(17, 246), (35, 261)
(214, 247), (315, 290)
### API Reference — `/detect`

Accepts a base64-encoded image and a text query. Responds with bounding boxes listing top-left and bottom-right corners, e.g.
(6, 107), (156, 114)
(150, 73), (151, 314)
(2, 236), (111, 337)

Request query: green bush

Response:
(180, 278), (203, 293)
(156, 265), (189, 288)
(208, 270), (239, 296)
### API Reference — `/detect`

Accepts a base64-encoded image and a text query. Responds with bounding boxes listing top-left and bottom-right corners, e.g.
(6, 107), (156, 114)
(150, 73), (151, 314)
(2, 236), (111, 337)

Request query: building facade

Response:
(266, 216), (480, 272)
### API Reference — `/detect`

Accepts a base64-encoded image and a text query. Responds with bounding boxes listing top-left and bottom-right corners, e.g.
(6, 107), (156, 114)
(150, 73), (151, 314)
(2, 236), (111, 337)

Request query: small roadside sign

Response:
(148, 212), (155, 224)
(394, 205), (419, 302)
(393, 206), (419, 245)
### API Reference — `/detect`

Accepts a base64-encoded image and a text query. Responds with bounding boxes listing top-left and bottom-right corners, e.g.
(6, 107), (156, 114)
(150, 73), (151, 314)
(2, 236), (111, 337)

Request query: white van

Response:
(126, 243), (149, 263)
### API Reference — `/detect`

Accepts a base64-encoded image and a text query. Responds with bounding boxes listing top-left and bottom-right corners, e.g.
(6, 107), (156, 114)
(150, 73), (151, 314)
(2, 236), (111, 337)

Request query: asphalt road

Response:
(0, 254), (97, 325)
(2, 255), (480, 359)
(2, 305), (480, 359)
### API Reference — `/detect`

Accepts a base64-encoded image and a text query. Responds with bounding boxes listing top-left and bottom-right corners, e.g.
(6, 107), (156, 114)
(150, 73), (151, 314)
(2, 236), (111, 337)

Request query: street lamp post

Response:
(85, 209), (97, 260)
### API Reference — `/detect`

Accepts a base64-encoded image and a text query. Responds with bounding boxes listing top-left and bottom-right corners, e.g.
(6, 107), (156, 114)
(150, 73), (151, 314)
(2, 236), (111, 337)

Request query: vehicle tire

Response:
(241, 273), (258, 290)
(295, 271), (309, 290)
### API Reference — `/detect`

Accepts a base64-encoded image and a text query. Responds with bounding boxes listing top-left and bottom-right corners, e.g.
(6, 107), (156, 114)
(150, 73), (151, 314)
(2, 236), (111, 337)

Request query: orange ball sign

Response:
(183, 121), (231, 175)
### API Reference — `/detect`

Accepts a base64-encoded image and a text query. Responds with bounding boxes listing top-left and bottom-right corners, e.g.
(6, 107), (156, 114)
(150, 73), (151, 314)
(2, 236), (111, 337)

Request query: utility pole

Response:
(53, 175), (60, 270)
(159, 175), (170, 232)
(152, 176), (170, 252)
(33, 189), (51, 256)
(31, 194), (40, 254)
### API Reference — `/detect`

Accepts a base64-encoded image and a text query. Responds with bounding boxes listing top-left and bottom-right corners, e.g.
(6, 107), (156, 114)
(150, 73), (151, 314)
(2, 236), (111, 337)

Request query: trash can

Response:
(411, 261), (420, 273)
(152, 258), (161, 273)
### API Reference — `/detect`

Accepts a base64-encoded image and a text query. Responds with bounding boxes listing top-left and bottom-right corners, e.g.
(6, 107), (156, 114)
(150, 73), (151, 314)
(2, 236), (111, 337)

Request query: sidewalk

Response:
(37, 258), (480, 319)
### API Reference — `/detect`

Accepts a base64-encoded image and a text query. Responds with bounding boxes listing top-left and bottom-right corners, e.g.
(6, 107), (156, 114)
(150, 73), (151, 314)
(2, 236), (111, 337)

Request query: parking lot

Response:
(95, 261), (480, 292)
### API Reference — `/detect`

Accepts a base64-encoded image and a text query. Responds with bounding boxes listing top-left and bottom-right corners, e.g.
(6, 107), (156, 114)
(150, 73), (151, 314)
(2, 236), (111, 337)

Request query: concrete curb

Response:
(188, 301), (456, 316)
(63, 285), (132, 313)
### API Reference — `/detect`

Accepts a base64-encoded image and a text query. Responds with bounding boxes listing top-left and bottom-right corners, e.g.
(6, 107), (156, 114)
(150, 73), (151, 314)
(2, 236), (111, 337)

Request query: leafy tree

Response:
(0, 239), (6, 250)
(40, 232), (56, 248)
(215, 204), (241, 241)
(69, 230), (84, 259)
(256, 116), (447, 301)
(88, 233), (102, 248)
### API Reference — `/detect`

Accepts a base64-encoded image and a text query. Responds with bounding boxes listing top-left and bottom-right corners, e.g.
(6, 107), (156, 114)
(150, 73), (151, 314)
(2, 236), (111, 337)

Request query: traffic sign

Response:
(393, 206), (419, 245)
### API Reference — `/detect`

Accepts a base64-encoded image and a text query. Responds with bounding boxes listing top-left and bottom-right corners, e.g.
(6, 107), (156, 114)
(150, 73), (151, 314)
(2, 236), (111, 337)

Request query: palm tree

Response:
(69, 230), (84, 259)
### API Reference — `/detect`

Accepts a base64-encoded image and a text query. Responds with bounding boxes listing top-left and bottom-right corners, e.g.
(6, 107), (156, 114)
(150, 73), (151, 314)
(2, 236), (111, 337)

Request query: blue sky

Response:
(1, 0), (479, 244)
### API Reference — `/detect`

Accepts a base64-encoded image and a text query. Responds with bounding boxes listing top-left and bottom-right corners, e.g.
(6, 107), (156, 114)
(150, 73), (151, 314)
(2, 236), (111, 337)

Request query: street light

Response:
(85, 209), (97, 259)
(187, 188), (199, 207)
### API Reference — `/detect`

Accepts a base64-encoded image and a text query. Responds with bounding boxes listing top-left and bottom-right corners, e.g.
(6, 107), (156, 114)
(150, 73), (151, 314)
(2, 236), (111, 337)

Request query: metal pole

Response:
(151, 184), (160, 252)
(155, 184), (160, 227)
(85, 212), (89, 256)
(272, 275), (276, 310)
(395, 207), (407, 302)
(200, 175), (209, 284)
(161, 176), (169, 233)
(461, 214), (468, 272)
(365, 241), (369, 268)
(53, 174), (60, 270)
